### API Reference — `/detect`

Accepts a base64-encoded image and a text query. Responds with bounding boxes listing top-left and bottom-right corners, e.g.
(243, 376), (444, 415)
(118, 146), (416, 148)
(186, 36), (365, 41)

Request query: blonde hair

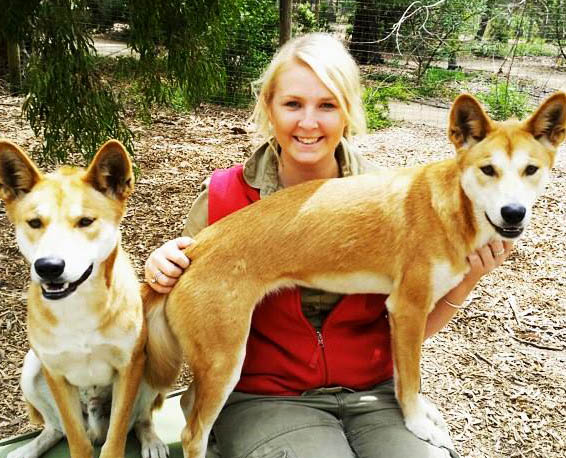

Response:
(251, 33), (366, 141)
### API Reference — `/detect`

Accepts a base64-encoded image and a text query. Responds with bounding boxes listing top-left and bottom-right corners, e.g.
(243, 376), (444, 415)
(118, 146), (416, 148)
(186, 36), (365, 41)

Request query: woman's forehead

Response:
(273, 60), (337, 100)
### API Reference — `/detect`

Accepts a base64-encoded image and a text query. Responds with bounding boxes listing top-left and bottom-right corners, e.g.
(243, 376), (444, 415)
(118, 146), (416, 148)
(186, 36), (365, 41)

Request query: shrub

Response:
(477, 83), (530, 121)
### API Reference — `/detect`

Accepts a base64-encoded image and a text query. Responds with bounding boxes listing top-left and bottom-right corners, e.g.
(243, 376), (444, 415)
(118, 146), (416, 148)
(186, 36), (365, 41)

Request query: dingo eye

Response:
(525, 165), (538, 176)
(78, 217), (95, 227)
(27, 218), (42, 229)
(480, 165), (496, 176)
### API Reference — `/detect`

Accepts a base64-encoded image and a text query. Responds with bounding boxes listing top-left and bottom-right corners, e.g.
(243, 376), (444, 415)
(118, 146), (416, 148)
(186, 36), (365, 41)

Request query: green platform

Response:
(0, 391), (186, 458)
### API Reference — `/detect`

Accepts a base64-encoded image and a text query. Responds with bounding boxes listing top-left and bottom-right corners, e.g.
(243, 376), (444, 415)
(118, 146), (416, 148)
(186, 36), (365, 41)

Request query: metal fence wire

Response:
(4, 0), (566, 121)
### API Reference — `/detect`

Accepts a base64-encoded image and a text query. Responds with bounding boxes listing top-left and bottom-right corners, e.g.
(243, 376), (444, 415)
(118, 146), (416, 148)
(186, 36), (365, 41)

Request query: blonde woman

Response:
(145, 33), (511, 458)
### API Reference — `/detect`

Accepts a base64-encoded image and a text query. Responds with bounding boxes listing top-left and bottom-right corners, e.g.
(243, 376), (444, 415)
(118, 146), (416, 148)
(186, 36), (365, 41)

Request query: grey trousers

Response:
(208, 380), (459, 458)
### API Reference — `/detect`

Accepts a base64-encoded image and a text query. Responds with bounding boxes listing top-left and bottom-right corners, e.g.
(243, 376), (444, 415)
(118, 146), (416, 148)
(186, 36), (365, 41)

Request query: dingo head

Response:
(0, 140), (134, 300)
(449, 91), (566, 240)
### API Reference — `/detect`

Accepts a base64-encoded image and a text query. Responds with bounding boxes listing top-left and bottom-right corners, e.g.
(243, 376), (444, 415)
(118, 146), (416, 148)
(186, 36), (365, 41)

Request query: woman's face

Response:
(268, 60), (347, 169)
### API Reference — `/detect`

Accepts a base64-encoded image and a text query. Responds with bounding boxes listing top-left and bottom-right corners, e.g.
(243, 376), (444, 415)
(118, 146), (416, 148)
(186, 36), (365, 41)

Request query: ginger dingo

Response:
(0, 141), (167, 458)
(143, 92), (566, 457)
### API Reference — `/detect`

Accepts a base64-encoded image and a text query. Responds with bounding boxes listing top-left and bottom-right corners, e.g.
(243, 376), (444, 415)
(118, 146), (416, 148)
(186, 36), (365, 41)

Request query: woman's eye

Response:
(321, 102), (336, 110)
(285, 101), (300, 108)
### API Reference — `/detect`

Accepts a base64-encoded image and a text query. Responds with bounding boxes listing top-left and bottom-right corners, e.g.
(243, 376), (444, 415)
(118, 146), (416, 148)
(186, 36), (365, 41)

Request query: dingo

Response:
(0, 141), (167, 458)
(143, 92), (566, 457)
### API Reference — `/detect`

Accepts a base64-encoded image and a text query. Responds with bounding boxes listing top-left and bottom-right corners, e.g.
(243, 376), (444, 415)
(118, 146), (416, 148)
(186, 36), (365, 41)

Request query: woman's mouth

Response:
(295, 136), (322, 145)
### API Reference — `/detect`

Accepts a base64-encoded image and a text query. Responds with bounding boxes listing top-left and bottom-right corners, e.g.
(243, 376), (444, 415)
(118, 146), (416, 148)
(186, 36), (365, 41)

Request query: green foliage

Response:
(293, 2), (332, 35)
(22, 0), (134, 163)
(128, 0), (231, 109)
(418, 67), (472, 98)
(389, 0), (486, 80)
(0, 0), (42, 42)
(216, 0), (278, 105)
(295, 3), (318, 34)
(364, 80), (413, 130)
(545, 0), (566, 59)
(477, 83), (530, 121)
(471, 39), (558, 58)
(365, 67), (471, 102)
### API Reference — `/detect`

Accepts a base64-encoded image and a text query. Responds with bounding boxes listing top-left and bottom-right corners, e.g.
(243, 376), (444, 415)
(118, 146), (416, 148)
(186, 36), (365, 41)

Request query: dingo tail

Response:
(142, 283), (183, 389)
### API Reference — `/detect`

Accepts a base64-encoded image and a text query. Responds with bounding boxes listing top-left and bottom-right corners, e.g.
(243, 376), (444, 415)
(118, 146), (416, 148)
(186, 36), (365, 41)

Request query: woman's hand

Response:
(144, 236), (194, 294)
(465, 239), (514, 284)
(425, 239), (514, 339)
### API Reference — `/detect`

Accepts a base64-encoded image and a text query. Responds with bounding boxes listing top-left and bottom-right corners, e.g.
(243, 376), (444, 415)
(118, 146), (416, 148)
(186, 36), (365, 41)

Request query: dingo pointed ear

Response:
(0, 140), (42, 203)
(525, 91), (566, 147)
(448, 94), (493, 150)
(85, 140), (134, 200)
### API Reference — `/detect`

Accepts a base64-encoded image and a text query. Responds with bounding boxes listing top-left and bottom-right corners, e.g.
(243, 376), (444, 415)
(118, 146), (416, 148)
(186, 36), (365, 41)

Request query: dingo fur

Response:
(0, 141), (167, 458)
(143, 92), (566, 457)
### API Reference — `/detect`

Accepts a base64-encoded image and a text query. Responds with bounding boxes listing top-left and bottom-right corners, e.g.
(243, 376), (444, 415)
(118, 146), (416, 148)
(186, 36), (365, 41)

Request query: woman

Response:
(145, 33), (512, 458)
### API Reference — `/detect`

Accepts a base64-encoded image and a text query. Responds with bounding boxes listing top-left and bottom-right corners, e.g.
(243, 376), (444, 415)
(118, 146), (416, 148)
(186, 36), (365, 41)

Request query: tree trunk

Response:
(349, 1), (406, 64)
(7, 41), (21, 91)
(475, 0), (496, 41)
(280, 0), (292, 46)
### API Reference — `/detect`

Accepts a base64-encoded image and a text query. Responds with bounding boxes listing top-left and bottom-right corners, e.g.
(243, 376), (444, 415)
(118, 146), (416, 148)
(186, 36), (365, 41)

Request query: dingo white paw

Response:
(140, 430), (170, 458)
(404, 395), (453, 449)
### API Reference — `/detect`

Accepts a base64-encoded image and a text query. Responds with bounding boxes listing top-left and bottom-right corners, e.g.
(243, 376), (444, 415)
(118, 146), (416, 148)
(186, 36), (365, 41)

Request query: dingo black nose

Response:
(501, 204), (526, 224)
(35, 257), (65, 280)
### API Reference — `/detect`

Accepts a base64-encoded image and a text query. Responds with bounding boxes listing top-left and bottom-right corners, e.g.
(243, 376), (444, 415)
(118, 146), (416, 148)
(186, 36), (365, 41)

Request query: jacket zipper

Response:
(316, 330), (325, 348)
(315, 330), (328, 385)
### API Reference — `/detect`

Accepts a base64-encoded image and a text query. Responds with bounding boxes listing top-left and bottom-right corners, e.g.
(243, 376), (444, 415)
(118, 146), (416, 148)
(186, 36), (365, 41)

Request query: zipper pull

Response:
(316, 330), (324, 347)
(309, 331), (325, 368)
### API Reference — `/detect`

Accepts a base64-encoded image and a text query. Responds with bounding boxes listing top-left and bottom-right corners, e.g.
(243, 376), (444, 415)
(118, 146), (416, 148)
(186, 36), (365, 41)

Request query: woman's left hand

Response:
(466, 239), (514, 284)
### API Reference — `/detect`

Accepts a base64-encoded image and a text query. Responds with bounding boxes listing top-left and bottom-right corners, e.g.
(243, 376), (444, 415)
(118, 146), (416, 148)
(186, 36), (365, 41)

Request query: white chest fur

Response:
(31, 295), (141, 388)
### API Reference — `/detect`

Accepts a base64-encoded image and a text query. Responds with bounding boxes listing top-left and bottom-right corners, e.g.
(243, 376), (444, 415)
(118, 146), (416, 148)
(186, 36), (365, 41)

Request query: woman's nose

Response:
(298, 108), (319, 129)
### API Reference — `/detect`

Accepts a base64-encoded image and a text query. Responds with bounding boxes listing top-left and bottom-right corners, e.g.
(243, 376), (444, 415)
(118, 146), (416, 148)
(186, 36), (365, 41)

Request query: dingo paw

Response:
(142, 437), (169, 458)
(404, 395), (453, 449)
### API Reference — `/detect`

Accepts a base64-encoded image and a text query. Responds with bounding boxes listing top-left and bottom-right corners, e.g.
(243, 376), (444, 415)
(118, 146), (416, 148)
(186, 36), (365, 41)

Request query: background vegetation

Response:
(1, 0), (565, 161)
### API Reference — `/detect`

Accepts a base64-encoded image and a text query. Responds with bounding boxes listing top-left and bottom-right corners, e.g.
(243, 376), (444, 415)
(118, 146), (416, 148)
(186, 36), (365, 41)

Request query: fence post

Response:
(280, 0), (292, 46)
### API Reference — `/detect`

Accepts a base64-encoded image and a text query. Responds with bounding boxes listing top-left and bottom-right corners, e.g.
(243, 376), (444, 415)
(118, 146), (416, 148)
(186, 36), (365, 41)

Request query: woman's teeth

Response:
(296, 137), (320, 144)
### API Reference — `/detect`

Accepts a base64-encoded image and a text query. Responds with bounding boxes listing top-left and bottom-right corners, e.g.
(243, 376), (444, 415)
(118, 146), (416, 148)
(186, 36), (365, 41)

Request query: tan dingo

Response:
(0, 141), (167, 458)
(143, 92), (566, 457)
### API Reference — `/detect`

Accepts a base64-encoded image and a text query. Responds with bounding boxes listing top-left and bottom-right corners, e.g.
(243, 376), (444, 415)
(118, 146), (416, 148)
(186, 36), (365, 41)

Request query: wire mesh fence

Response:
(3, 0), (566, 145)
(84, 0), (566, 117)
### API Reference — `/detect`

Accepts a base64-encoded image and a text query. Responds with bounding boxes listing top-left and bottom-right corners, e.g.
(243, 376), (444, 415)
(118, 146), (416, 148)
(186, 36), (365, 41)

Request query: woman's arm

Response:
(144, 188), (210, 294)
(424, 240), (514, 339)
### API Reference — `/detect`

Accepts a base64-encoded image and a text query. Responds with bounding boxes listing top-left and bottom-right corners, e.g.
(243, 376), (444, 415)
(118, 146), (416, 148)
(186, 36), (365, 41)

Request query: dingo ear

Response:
(0, 140), (42, 203)
(448, 94), (493, 150)
(524, 91), (566, 147)
(84, 140), (134, 200)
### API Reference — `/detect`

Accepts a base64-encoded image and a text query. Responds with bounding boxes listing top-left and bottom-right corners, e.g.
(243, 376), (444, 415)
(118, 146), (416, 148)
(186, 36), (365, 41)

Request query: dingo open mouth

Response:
(485, 213), (524, 239)
(40, 264), (94, 300)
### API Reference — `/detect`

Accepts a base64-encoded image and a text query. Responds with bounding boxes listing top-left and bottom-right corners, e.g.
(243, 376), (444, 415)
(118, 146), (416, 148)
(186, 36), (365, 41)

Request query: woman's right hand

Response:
(144, 236), (194, 293)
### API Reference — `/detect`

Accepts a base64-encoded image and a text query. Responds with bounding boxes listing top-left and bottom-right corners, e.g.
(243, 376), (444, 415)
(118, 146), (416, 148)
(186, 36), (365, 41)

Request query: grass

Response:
(469, 39), (558, 59)
(363, 67), (475, 130)
(476, 82), (531, 121)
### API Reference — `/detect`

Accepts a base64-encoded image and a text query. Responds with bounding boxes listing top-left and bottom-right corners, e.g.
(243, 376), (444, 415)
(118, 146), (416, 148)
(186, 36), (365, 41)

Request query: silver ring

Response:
(151, 271), (162, 284)
(494, 250), (504, 256)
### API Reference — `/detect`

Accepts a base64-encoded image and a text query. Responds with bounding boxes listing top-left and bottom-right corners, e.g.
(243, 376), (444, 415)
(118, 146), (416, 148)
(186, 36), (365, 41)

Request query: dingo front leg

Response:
(387, 284), (452, 449)
(43, 369), (92, 458)
(99, 351), (146, 458)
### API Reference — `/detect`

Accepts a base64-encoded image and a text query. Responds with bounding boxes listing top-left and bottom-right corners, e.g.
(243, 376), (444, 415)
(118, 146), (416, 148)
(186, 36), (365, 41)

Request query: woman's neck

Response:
(278, 156), (339, 188)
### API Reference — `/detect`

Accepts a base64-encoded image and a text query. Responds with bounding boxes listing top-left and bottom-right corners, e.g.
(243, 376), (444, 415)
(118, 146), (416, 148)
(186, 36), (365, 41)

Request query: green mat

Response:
(0, 391), (186, 458)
